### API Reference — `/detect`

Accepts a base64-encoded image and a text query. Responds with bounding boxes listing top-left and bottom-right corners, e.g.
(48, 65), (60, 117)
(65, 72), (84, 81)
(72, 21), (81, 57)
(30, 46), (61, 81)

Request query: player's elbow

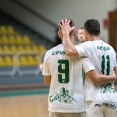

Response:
(44, 76), (51, 86)
(91, 75), (101, 84)
(45, 82), (50, 86)
(92, 79), (100, 84)
(44, 80), (50, 86)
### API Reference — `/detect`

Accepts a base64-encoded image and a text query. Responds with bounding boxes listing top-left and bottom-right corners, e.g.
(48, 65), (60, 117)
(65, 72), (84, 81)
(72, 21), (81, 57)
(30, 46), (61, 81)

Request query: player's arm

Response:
(114, 66), (117, 81)
(42, 53), (51, 86)
(83, 57), (116, 84)
(44, 75), (51, 86)
(59, 19), (78, 56)
(86, 70), (116, 84)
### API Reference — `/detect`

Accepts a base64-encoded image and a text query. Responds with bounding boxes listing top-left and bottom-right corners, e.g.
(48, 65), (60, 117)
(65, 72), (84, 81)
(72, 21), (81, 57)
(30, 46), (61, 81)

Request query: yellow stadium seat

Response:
(19, 55), (28, 66)
(10, 46), (17, 54)
(2, 36), (9, 44)
(0, 25), (7, 34)
(3, 45), (10, 52)
(0, 56), (5, 67)
(0, 47), (2, 52)
(7, 25), (15, 35)
(17, 46), (24, 52)
(34, 55), (40, 64)
(32, 45), (38, 52)
(9, 36), (16, 44)
(38, 45), (46, 53)
(0, 38), (2, 44)
(4, 56), (13, 67)
(16, 35), (23, 44)
(25, 45), (32, 51)
(23, 35), (31, 44)
(27, 55), (37, 66)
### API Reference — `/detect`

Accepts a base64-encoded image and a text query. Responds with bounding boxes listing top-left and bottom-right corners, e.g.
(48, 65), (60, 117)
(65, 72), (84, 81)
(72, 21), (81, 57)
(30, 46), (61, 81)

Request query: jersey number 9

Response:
(58, 60), (69, 83)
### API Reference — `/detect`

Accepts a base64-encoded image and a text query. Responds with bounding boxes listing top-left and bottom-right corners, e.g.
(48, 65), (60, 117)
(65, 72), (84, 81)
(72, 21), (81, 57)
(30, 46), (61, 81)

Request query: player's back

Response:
(77, 40), (117, 102)
(43, 44), (85, 112)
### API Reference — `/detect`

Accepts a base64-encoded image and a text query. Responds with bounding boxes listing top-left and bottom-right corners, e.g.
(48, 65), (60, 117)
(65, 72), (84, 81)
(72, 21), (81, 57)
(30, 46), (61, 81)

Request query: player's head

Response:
(77, 27), (86, 43)
(84, 19), (100, 40)
(58, 19), (76, 40)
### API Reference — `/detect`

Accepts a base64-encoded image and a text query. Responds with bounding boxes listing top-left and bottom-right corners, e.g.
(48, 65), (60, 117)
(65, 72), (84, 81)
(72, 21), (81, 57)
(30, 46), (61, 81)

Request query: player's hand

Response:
(59, 19), (75, 34)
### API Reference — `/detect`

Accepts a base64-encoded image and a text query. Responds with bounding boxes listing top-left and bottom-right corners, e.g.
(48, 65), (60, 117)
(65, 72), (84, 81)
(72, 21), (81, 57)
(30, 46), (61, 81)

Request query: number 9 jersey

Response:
(42, 44), (95, 113)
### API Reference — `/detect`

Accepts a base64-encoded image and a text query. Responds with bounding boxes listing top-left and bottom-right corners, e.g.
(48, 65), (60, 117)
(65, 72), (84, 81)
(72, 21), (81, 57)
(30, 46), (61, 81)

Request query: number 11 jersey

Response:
(75, 40), (117, 102)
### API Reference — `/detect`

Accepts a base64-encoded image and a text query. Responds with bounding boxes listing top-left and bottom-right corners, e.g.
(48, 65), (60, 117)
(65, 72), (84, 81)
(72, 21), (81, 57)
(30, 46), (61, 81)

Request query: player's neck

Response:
(89, 36), (100, 41)
(80, 40), (86, 43)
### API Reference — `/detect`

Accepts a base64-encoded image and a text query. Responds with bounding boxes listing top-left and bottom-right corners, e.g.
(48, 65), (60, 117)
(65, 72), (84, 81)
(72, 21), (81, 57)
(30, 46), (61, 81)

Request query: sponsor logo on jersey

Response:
(52, 50), (65, 55)
(95, 103), (117, 109)
(97, 45), (110, 51)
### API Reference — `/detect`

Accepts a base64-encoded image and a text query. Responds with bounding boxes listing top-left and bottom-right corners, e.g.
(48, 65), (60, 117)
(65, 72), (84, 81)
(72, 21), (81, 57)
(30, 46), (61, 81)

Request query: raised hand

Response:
(59, 19), (75, 34)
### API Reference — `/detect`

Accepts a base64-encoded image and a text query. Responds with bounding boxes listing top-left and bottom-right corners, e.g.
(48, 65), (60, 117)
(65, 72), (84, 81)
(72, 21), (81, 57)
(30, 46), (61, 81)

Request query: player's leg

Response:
(104, 102), (117, 117)
(85, 101), (104, 117)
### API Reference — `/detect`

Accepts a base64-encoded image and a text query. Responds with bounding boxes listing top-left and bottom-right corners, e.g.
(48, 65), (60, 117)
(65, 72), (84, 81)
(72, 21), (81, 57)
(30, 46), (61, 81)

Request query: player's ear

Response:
(73, 29), (77, 36)
(84, 29), (88, 35)
(58, 31), (62, 39)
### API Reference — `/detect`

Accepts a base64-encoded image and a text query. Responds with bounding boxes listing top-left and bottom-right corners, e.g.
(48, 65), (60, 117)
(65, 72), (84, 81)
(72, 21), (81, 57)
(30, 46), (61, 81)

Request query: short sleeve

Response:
(75, 42), (90, 57)
(42, 55), (51, 76)
(82, 57), (95, 73)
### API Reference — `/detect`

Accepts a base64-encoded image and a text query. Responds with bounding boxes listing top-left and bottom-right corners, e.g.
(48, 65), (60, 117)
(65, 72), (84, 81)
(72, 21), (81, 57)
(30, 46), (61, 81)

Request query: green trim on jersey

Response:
(82, 69), (85, 85)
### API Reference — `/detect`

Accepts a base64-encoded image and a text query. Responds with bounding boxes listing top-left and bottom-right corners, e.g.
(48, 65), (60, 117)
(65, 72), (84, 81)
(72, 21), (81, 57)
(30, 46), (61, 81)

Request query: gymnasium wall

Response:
(0, 0), (116, 43)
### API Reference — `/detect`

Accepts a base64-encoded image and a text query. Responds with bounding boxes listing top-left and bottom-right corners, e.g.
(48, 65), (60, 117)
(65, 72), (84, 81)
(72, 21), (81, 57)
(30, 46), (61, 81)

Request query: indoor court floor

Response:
(0, 85), (117, 117)
(0, 89), (49, 117)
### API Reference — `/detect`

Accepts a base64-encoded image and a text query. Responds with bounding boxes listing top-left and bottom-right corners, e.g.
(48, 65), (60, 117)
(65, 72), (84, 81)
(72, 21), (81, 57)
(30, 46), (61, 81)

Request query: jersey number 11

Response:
(101, 55), (110, 75)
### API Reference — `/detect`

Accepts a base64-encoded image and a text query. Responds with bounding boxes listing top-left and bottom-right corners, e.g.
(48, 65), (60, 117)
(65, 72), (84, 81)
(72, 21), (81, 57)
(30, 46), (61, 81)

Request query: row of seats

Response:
(0, 55), (40, 67)
(0, 45), (46, 53)
(0, 24), (46, 68)
(0, 35), (31, 44)
(0, 25), (16, 35)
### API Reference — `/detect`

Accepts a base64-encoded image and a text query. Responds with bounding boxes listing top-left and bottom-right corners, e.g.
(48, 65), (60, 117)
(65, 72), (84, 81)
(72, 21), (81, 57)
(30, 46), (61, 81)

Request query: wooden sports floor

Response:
(0, 85), (117, 117)
(0, 89), (49, 117)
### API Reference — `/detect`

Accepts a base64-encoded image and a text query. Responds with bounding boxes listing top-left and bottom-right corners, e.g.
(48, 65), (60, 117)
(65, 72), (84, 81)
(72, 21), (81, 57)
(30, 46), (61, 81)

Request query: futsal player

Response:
(59, 19), (117, 117)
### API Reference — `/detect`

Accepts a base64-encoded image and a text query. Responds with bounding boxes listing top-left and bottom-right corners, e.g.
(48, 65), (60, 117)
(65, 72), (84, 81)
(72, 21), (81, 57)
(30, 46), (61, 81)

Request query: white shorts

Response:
(49, 112), (86, 117)
(85, 101), (117, 117)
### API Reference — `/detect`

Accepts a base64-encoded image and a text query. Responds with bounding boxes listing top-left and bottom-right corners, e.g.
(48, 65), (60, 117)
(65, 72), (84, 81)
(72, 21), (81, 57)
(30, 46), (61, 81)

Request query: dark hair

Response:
(59, 19), (75, 29)
(84, 19), (100, 36)
(80, 27), (84, 29)
(59, 19), (75, 36)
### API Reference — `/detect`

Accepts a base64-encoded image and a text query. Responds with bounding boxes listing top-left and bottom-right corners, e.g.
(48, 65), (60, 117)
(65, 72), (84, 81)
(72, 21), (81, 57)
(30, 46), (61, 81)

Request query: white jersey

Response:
(42, 44), (94, 113)
(75, 40), (117, 102)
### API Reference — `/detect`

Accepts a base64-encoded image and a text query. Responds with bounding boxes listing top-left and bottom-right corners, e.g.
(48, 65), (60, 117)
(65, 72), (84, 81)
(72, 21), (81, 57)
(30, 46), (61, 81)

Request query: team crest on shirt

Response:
(49, 87), (77, 103)
(100, 83), (117, 93)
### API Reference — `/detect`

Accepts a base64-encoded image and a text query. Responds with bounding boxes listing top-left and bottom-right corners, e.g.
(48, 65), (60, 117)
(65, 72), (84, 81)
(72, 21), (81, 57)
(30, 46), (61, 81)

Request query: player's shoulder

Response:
(80, 56), (91, 62)
(46, 44), (62, 54)
(101, 40), (115, 51)
(80, 41), (91, 46)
